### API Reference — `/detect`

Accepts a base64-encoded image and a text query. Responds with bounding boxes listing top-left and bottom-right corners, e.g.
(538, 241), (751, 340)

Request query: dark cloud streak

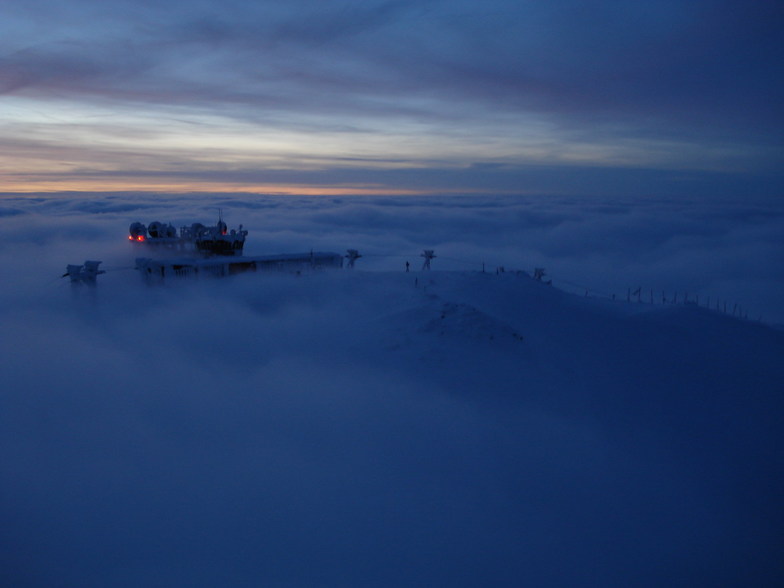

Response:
(1, 0), (782, 193)
(4, 1), (781, 136)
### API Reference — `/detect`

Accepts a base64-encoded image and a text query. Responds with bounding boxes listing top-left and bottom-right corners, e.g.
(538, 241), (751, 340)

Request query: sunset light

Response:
(1, 2), (780, 197)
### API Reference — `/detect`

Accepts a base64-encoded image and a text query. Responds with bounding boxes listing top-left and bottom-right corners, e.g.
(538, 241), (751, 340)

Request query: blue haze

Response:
(1, 193), (783, 586)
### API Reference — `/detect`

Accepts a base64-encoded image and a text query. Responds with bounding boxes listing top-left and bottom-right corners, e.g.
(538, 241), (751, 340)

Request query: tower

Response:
(345, 249), (362, 269)
(421, 250), (436, 270)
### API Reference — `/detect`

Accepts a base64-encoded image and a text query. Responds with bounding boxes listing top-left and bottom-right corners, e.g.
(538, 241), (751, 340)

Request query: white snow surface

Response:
(1, 193), (783, 587)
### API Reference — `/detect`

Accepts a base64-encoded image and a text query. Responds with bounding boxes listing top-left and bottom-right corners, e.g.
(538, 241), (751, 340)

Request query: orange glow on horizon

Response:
(0, 173), (537, 197)
(1, 178), (445, 196)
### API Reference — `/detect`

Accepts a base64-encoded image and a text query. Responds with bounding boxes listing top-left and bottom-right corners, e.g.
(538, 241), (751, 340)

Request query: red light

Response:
(128, 235), (133, 240)
(137, 235), (145, 242)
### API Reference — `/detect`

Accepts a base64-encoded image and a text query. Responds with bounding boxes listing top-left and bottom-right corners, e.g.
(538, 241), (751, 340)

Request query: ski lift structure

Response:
(533, 267), (552, 285)
(421, 250), (436, 270)
(345, 249), (362, 269)
(62, 261), (105, 285)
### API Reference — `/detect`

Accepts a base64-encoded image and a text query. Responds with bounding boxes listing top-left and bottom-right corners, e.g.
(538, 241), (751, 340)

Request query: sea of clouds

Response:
(1, 192), (782, 587)
(3, 191), (781, 322)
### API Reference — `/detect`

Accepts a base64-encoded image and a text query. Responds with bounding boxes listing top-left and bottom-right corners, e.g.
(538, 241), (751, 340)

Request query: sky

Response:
(1, 193), (783, 586)
(1, 0), (783, 196)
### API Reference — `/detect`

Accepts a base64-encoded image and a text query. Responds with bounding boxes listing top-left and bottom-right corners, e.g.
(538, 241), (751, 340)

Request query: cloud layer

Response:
(5, 191), (780, 321)
(2, 192), (784, 586)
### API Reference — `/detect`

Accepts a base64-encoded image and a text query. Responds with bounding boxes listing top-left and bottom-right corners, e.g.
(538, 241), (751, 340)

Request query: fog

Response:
(1, 192), (783, 586)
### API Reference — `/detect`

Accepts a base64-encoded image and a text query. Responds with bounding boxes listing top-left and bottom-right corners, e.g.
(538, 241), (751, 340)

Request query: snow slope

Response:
(2, 265), (783, 587)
